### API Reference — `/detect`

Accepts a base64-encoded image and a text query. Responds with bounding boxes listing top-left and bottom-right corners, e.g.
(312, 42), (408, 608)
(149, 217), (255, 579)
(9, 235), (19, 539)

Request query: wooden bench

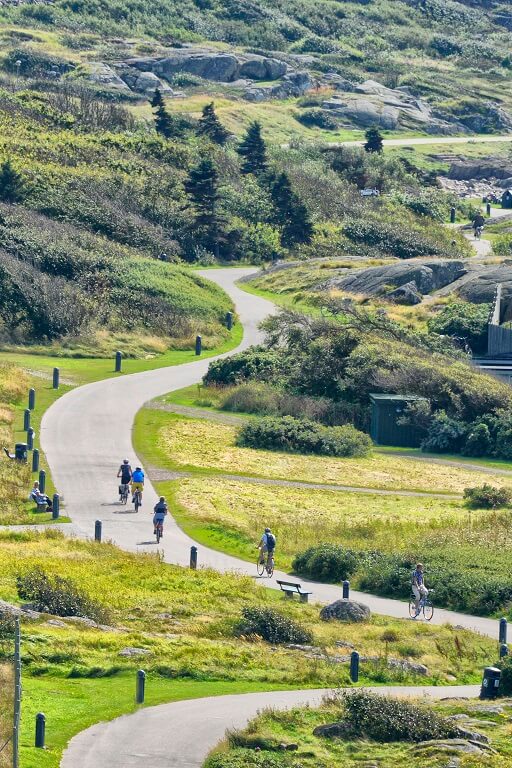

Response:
(29, 493), (48, 513)
(276, 580), (312, 603)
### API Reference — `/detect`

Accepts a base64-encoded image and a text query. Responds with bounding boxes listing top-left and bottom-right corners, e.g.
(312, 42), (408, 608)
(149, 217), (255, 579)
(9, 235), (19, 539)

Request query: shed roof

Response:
(369, 393), (426, 402)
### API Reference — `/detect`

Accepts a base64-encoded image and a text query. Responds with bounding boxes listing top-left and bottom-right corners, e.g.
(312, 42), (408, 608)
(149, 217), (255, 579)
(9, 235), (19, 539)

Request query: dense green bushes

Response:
(237, 416), (372, 457)
(463, 484), (512, 509)
(343, 216), (466, 260)
(293, 545), (359, 583)
(427, 301), (490, 354)
(16, 567), (108, 622)
(234, 606), (312, 644)
(204, 348), (282, 387)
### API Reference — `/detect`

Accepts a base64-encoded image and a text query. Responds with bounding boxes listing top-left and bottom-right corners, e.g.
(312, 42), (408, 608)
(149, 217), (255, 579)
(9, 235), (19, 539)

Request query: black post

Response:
(450, 207), (456, 224)
(115, 351), (122, 373)
(38, 469), (46, 494)
(32, 448), (39, 473)
(28, 388), (36, 410)
(23, 409), (30, 431)
(486, 202), (491, 216)
(52, 494), (60, 520)
(27, 428), (34, 451)
(195, 335), (202, 356)
(35, 713), (46, 748)
(190, 546), (198, 570)
(52, 367), (60, 390)
(500, 643), (508, 658)
(94, 520), (102, 542)
(342, 580), (350, 600)
(136, 670), (146, 704)
(226, 311), (233, 331)
(350, 651), (359, 683)
(499, 618), (507, 645)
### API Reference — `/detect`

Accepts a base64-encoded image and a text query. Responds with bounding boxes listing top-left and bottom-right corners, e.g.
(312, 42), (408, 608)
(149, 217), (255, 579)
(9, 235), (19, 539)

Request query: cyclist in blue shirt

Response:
(411, 563), (428, 617)
(131, 466), (144, 504)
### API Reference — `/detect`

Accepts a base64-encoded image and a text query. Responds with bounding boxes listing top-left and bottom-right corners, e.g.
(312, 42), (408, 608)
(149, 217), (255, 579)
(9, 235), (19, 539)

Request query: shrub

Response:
(16, 567), (108, 622)
(341, 690), (458, 743)
(295, 109), (338, 130)
(204, 348), (281, 387)
(293, 544), (359, 583)
(234, 607), (312, 644)
(462, 422), (492, 457)
(237, 416), (372, 457)
(463, 484), (512, 509)
(498, 656), (512, 696)
(221, 382), (280, 415)
(428, 302), (490, 355)
(421, 412), (467, 454)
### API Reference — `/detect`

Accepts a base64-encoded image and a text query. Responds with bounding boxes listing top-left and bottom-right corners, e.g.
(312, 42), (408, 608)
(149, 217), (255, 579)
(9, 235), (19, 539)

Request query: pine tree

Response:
(364, 126), (384, 154)
(151, 87), (164, 109)
(197, 102), (229, 145)
(271, 172), (313, 248)
(185, 158), (224, 256)
(237, 121), (267, 175)
(151, 88), (186, 139)
(0, 159), (25, 203)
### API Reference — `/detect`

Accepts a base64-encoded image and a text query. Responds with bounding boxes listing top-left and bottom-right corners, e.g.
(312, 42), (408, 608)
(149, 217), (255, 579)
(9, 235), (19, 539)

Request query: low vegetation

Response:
(234, 607), (312, 645)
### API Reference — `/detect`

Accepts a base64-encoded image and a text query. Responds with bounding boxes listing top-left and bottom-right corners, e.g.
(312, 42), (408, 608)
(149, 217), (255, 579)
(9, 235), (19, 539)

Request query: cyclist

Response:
(411, 563), (428, 618)
(153, 496), (168, 536)
(258, 527), (276, 570)
(472, 212), (485, 238)
(131, 466), (145, 505)
(117, 459), (132, 500)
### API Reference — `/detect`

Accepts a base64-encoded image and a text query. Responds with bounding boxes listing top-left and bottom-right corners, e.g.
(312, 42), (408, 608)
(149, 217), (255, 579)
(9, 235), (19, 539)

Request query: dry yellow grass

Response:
(162, 419), (512, 494)
(0, 663), (12, 768)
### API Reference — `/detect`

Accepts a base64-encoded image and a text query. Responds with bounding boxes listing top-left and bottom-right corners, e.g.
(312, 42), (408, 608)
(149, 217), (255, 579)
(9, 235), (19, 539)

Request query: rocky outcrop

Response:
(411, 738), (496, 756)
(322, 260), (467, 298)
(320, 599), (370, 622)
(386, 281), (423, 305)
(114, 65), (173, 95)
(458, 266), (512, 306)
(244, 71), (314, 101)
(125, 49), (287, 83)
(448, 161), (512, 181)
(88, 62), (131, 91)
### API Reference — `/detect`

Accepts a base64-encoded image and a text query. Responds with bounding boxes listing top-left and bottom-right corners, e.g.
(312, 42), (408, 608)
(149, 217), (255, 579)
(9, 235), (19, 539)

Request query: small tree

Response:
(271, 172), (313, 247)
(364, 126), (384, 154)
(185, 158), (224, 257)
(0, 159), (25, 203)
(150, 87), (164, 109)
(237, 121), (267, 175)
(197, 102), (229, 145)
(151, 89), (186, 138)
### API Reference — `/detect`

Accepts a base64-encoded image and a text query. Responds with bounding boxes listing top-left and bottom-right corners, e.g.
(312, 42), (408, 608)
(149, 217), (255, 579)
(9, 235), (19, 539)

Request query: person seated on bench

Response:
(29, 481), (52, 511)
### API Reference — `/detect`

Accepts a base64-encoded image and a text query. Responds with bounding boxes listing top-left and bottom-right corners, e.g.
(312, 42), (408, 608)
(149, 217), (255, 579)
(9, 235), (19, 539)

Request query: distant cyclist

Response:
(131, 466), (145, 504)
(258, 527), (276, 569)
(411, 563), (428, 618)
(472, 212), (485, 239)
(117, 459), (132, 500)
(153, 496), (168, 536)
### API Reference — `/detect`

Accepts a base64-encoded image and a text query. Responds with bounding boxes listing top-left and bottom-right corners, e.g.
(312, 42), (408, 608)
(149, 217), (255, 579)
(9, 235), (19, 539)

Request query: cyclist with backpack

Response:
(117, 459), (132, 501)
(153, 496), (168, 537)
(258, 527), (276, 570)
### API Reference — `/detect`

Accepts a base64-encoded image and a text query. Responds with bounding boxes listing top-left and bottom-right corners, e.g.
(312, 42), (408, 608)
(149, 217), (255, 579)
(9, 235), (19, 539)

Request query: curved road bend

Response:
(41, 267), (499, 639)
(61, 684), (480, 768)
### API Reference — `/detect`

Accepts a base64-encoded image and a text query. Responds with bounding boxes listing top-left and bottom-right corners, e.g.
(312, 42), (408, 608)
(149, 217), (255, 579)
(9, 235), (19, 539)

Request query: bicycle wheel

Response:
(423, 600), (434, 621)
(134, 493), (141, 512)
(256, 559), (265, 576)
(156, 526), (161, 544)
(408, 596), (417, 618)
(267, 559), (274, 578)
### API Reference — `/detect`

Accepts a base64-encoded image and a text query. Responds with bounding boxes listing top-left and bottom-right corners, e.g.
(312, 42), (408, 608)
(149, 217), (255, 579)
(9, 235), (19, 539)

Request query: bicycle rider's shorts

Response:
(412, 585), (427, 600)
(131, 482), (144, 493)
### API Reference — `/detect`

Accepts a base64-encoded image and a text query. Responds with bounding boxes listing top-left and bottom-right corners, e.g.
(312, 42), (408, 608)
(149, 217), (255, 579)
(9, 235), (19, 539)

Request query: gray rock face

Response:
(448, 161), (512, 181)
(125, 49), (287, 84)
(411, 738), (495, 755)
(313, 722), (353, 739)
(244, 70), (313, 101)
(118, 647), (151, 657)
(88, 62), (131, 90)
(387, 280), (423, 305)
(323, 260), (467, 298)
(116, 66), (173, 95)
(320, 599), (371, 623)
(458, 266), (512, 305)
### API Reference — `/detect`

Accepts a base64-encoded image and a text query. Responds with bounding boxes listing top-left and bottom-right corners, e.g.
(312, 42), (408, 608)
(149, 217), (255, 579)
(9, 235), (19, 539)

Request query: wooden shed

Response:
(369, 394), (428, 448)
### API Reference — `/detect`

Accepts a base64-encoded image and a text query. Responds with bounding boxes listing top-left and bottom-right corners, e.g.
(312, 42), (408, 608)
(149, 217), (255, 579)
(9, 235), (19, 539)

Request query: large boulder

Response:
(88, 62), (131, 90)
(116, 66), (173, 95)
(458, 266), (512, 309)
(323, 260), (467, 297)
(386, 280), (423, 305)
(320, 599), (371, 622)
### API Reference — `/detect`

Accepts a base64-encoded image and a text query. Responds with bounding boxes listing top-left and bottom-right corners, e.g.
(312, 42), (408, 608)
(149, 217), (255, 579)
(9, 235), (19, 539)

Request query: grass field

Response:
(207, 695), (512, 768)
(135, 410), (512, 494)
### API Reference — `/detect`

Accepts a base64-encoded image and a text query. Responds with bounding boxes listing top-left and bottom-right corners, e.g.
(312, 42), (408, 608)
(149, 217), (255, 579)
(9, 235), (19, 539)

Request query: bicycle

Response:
(256, 551), (274, 578)
(133, 489), (142, 512)
(155, 520), (163, 544)
(409, 590), (434, 621)
(474, 226), (483, 240)
(119, 483), (129, 504)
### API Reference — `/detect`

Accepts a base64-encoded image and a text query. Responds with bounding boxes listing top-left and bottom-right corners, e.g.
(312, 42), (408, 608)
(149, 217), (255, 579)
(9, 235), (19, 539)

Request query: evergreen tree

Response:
(151, 88), (186, 138)
(197, 102), (229, 145)
(271, 172), (313, 248)
(364, 126), (384, 154)
(0, 159), (25, 203)
(151, 87), (164, 109)
(237, 121), (267, 175)
(185, 158), (224, 256)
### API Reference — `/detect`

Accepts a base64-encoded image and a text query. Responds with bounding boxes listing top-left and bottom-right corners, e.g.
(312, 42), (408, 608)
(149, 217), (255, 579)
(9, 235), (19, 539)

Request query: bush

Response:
(293, 544), (359, 583)
(463, 484), (512, 509)
(295, 109), (338, 130)
(16, 567), (108, 622)
(204, 348), (281, 387)
(498, 656), (512, 696)
(428, 301), (490, 355)
(421, 412), (467, 454)
(462, 422), (492, 457)
(237, 416), (372, 457)
(341, 690), (458, 743)
(234, 607), (312, 644)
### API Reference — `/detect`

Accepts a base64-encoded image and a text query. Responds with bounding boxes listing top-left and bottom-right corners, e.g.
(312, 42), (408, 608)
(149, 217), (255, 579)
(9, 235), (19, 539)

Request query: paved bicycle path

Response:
(41, 268), (500, 640)
(61, 684), (481, 768)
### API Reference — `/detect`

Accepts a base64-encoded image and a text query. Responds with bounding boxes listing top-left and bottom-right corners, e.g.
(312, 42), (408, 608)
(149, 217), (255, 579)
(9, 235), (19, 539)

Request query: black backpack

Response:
(266, 533), (276, 549)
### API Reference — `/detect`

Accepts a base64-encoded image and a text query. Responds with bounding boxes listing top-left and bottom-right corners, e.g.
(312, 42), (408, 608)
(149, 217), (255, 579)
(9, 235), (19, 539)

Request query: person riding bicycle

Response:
(117, 459), (132, 500)
(411, 563), (428, 617)
(258, 527), (276, 568)
(131, 466), (144, 504)
(153, 496), (168, 536)
(472, 212), (485, 237)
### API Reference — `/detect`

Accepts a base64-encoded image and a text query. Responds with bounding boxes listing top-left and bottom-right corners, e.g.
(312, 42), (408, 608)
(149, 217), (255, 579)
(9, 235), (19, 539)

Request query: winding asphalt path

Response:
(40, 268), (497, 766)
